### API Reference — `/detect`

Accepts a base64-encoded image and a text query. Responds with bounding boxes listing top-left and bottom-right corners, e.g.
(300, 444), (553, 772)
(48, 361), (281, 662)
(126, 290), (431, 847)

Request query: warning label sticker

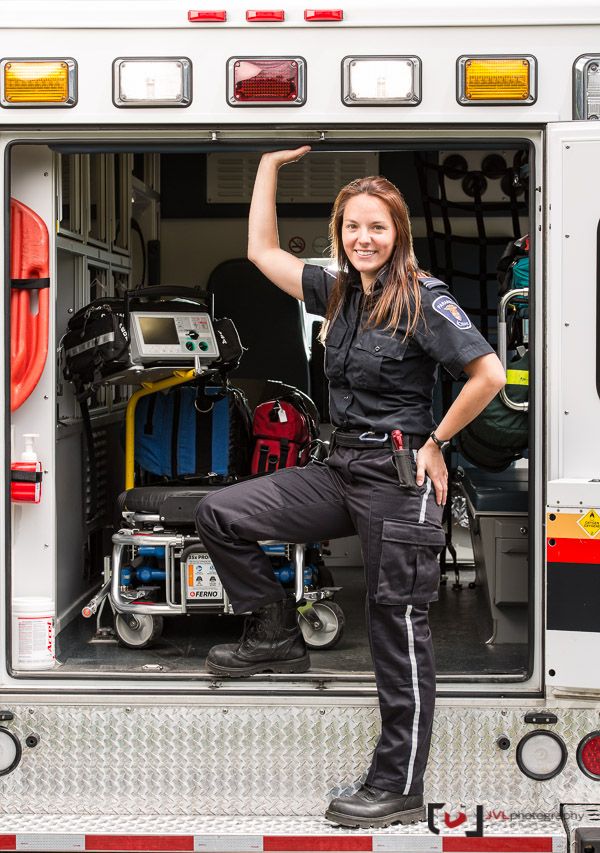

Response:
(577, 509), (600, 538)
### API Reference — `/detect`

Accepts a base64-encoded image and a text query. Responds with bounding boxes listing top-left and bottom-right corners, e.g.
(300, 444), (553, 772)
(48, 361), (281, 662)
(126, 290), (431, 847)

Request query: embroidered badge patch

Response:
(432, 295), (472, 330)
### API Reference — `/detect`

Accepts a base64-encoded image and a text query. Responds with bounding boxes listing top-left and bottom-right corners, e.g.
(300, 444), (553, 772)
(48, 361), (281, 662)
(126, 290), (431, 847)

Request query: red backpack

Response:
(251, 388), (319, 475)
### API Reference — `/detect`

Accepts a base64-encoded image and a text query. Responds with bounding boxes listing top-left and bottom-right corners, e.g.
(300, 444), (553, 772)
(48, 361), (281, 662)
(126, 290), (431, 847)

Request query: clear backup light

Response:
(577, 731), (600, 779)
(0, 728), (21, 776)
(113, 58), (192, 107)
(342, 56), (421, 106)
(1, 59), (76, 107)
(574, 55), (600, 119)
(227, 57), (305, 106)
(516, 731), (567, 780)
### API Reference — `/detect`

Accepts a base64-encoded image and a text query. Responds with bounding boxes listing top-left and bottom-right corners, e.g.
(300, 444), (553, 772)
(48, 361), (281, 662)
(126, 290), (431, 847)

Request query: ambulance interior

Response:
(10, 143), (533, 683)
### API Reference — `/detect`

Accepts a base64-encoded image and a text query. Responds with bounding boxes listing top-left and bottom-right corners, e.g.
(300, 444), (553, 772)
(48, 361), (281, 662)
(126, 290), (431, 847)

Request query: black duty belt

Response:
(331, 430), (428, 451)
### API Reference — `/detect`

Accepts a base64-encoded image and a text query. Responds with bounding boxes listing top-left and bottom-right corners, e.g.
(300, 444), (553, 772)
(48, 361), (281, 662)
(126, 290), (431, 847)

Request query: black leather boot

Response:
(325, 785), (425, 829)
(205, 597), (310, 676)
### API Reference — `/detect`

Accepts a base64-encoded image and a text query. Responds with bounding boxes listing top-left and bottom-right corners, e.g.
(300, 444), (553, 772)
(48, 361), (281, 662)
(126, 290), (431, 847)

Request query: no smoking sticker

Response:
(288, 236), (306, 254)
(577, 508), (600, 538)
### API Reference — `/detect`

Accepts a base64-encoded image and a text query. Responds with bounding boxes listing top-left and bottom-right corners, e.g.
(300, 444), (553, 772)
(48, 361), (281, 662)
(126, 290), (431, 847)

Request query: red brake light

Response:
(577, 732), (600, 779)
(228, 58), (305, 105)
(188, 10), (227, 21)
(246, 10), (285, 21)
(304, 8), (343, 20)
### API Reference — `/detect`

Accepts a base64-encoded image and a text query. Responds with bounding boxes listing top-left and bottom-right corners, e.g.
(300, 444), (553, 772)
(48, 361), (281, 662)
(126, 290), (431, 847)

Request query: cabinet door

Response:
(57, 152), (82, 238)
(84, 153), (108, 247)
(109, 152), (132, 254)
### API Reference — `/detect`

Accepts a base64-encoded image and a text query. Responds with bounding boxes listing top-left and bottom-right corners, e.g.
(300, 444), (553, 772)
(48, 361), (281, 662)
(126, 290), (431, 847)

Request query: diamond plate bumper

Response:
(0, 702), (595, 823)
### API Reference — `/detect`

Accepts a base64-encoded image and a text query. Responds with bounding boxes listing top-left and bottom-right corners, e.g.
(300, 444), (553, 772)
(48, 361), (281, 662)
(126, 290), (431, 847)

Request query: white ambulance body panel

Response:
(1, 2), (600, 849)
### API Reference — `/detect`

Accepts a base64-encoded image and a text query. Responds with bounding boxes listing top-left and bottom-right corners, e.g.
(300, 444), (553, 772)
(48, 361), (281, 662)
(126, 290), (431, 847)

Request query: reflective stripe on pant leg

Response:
(364, 603), (435, 795)
(402, 604), (420, 795)
(412, 449), (432, 524)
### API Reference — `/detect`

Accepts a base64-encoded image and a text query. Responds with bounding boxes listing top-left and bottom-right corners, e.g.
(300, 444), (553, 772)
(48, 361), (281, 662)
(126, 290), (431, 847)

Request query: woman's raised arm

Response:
(247, 146), (311, 301)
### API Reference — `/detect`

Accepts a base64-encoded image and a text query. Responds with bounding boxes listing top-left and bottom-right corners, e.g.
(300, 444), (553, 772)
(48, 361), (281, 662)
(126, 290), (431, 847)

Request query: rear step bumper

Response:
(0, 814), (567, 852)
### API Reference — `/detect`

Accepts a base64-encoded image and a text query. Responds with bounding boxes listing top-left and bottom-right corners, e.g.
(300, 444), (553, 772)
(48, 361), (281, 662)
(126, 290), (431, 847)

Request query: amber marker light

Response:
(1, 59), (76, 107)
(457, 55), (536, 106)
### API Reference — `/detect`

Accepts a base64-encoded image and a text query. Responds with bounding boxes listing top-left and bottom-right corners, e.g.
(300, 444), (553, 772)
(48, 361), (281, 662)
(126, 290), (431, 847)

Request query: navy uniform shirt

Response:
(302, 263), (495, 435)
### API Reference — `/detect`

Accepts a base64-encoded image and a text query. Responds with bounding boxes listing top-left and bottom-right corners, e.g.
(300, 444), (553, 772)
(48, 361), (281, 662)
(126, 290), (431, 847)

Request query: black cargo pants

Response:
(195, 445), (445, 795)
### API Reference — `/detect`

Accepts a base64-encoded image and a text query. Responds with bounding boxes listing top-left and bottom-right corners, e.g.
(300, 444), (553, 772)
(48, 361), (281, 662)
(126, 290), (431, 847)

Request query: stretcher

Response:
(75, 293), (344, 652)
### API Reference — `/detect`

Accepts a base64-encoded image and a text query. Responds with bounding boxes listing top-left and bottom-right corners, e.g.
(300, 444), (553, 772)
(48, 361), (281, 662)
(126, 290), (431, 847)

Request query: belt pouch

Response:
(392, 448), (416, 488)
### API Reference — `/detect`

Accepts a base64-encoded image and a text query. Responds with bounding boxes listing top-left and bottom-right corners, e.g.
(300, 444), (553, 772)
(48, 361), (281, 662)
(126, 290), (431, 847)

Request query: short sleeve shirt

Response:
(302, 263), (494, 435)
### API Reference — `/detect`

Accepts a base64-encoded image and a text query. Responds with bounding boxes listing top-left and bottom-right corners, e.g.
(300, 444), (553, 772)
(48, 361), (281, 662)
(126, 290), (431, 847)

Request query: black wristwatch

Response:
(429, 431), (450, 452)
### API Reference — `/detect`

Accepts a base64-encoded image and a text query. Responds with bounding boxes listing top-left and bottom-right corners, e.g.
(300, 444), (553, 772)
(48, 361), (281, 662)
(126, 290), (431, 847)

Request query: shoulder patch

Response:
(420, 276), (447, 290)
(431, 294), (472, 330)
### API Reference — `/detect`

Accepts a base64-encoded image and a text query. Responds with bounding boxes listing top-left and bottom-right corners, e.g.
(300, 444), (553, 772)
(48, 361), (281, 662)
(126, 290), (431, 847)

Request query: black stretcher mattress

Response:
(118, 485), (224, 525)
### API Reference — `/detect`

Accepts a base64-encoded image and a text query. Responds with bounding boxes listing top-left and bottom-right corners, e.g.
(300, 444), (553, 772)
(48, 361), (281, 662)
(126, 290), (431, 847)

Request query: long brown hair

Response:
(321, 176), (427, 340)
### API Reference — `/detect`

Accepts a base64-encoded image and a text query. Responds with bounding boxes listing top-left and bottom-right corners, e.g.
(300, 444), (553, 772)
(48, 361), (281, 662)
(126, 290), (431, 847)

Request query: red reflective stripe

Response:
(442, 839), (553, 853)
(304, 8), (343, 20)
(546, 536), (600, 563)
(264, 839), (372, 851)
(85, 837), (194, 852)
(247, 9), (285, 20)
(0, 837), (16, 851)
(188, 10), (227, 21)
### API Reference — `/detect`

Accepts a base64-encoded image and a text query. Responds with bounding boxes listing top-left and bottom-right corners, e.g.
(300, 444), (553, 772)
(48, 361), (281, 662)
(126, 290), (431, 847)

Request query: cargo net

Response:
(413, 149), (529, 584)
(414, 149), (528, 342)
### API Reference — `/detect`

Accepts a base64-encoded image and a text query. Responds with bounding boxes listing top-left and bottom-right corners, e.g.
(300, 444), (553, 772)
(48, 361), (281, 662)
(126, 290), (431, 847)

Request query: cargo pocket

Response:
(375, 520), (446, 605)
(354, 331), (408, 389)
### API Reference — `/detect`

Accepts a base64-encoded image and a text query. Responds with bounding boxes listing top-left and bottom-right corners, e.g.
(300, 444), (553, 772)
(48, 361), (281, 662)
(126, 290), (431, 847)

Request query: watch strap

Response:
(430, 430), (450, 451)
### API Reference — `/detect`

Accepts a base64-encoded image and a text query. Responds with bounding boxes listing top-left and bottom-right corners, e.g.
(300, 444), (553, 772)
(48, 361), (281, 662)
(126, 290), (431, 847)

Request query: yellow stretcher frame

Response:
(124, 369), (196, 490)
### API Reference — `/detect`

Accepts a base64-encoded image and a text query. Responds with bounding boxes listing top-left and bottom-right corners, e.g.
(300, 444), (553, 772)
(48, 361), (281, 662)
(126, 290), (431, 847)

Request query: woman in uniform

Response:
(195, 147), (506, 829)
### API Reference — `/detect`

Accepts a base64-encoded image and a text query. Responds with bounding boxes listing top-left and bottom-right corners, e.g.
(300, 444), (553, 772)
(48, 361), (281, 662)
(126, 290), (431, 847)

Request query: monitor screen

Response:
(139, 316), (179, 345)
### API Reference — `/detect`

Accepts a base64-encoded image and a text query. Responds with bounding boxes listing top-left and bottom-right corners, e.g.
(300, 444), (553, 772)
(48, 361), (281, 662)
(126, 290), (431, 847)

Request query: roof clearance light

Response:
(227, 57), (305, 106)
(246, 10), (285, 21)
(113, 58), (192, 107)
(457, 55), (536, 105)
(342, 56), (421, 106)
(574, 55), (600, 119)
(516, 731), (567, 781)
(1, 59), (76, 107)
(188, 10), (227, 21)
(577, 731), (600, 780)
(305, 9), (343, 20)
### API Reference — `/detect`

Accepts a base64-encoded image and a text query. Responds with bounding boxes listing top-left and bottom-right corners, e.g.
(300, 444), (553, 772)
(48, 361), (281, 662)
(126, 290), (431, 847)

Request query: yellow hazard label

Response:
(506, 369), (529, 386)
(577, 509), (600, 538)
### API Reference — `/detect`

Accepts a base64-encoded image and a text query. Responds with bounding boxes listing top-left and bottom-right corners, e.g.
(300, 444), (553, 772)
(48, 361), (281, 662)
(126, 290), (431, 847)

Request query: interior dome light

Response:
(574, 55), (600, 119)
(342, 56), (421, 106)
(0, 727), (21, 776)
(516, 730), (567, 780)
(113, 58), (192, 107)
(227, 57), (305, 105)
(577, 731), (600, 780)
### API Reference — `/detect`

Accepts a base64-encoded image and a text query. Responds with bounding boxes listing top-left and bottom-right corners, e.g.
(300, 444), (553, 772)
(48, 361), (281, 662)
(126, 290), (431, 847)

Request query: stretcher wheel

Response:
(114, 613), (164, 649)
(298, 601), (344, 650)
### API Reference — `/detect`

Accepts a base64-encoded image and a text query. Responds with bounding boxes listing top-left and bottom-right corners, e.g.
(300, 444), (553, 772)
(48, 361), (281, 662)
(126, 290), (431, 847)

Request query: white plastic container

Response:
(12, 597), (55, 670)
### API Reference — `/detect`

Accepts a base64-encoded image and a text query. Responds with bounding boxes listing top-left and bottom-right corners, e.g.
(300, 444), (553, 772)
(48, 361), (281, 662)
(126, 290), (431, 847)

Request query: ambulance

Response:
(0, 1), (600, 850)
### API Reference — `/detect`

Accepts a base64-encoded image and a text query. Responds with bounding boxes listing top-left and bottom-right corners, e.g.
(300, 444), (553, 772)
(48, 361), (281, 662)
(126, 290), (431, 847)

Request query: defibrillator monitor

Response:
(129, 310), (220, 364)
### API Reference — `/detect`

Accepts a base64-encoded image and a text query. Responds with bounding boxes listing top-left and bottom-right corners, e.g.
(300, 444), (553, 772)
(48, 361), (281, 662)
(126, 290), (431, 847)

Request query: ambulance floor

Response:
(55, 566), (528, 676)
